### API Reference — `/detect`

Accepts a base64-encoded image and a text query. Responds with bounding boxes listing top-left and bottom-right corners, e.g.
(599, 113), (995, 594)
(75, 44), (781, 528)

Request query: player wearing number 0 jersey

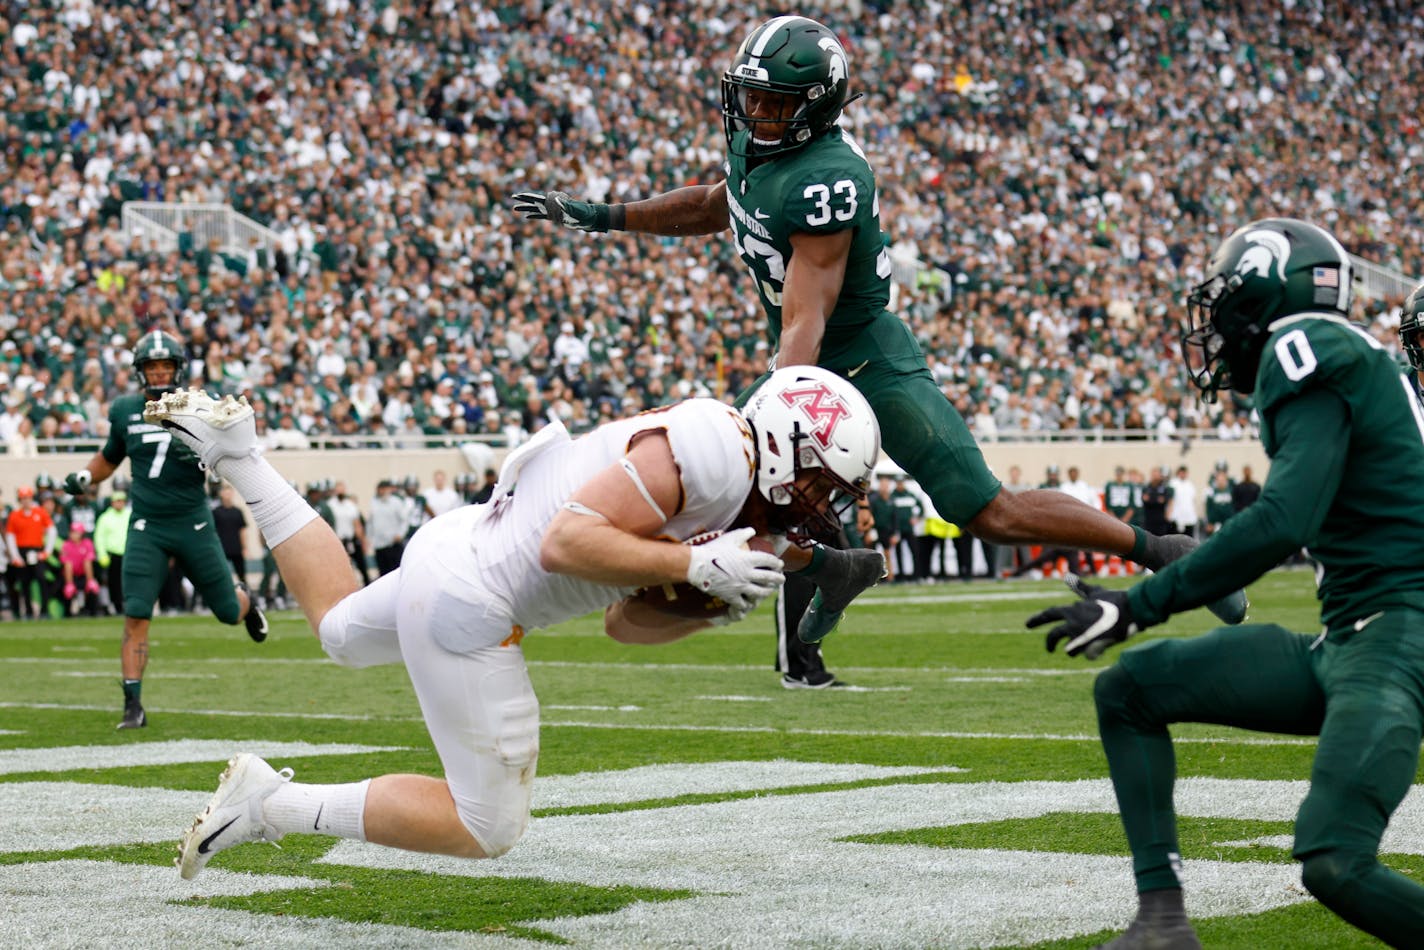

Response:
(62, 330), (264, 730)
(1032, 219), (1424, 947)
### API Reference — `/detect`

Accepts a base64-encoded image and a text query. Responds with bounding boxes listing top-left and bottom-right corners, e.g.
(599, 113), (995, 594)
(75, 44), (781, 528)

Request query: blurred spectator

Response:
(368, 479), (406, 577)
(1233, 465), (1262, 513)
(1141, 467), (1174, 537)
(0, 0), (1416, 451)
(58, 522), (100, 616)
(93, 489), (129, 614)
(1168, 465), (1200, 538)
(424, 469), (462, 517)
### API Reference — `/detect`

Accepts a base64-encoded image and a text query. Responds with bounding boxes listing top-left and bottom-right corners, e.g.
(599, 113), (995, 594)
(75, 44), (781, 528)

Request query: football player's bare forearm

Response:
(88, 453), (118, 484)
(623, 186), (729, 236)
(540, 516), (691, 587)
(603, 601), (708, 644)
(776, 318), (825, 367)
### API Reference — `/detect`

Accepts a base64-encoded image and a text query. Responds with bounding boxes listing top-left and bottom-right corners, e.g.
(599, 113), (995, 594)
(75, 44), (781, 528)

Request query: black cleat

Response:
(117, 702), (147, 730)
(236, 582), (268, 643)
(798, 548), (887, 643)
(781, 671), (844, 690)
(1094, 918), (1202, 949)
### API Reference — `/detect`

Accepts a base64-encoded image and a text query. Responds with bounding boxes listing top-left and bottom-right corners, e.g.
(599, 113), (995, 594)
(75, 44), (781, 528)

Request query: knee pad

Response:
(1300, 850), (1363, 907)
(318, 586), (403, 668)
(1093, 661), (1137, 719)
(213, 600), (242, 625)
(451, 689), (540, 858)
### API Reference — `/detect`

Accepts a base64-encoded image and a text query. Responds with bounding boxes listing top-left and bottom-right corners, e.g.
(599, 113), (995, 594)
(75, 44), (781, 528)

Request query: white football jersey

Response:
(427, 399), (757, 634)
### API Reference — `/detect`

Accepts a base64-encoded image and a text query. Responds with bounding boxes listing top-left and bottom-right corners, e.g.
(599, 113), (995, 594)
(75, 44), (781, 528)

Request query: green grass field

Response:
(1, 569), (1412, 948)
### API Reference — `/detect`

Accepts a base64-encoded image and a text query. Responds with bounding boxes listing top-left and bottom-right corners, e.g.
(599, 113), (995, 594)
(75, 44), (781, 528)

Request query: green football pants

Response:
(1094, 618), (1424, 945)
(741, 315), (1001, 525)
(122, 512), (242, 623)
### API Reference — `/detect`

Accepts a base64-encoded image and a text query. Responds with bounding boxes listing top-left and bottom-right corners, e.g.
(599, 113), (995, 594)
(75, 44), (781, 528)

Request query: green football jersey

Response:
(1103, 480), (1135, 519)
(101, 393), (209, 518)
(725, 128), (892, 357)
(1254, 314), (1424, 624)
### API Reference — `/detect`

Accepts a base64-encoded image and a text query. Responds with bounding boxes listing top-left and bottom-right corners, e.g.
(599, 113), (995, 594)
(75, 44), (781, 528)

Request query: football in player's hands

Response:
(627, 530), (776, 620)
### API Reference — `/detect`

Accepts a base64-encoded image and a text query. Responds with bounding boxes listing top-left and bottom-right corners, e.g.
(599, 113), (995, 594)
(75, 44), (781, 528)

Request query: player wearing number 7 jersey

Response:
(512, 14), (1245, 675)
(62, 329), (267, 730)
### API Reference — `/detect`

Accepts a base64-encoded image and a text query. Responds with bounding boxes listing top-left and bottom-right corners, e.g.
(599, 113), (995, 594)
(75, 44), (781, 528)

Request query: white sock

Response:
(263, 778), (370, 840)
(217, 454), (318, 548)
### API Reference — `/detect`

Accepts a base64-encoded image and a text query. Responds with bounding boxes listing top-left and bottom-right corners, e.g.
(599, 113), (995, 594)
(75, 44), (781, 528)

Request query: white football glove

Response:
(707, 599), (756, 627)
(686, 527), (784, 614)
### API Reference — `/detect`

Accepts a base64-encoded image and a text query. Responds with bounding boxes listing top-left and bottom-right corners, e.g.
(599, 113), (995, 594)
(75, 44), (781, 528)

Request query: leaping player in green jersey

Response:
(1031, 219), (1424, 948)
(512, 15), (1245, 683)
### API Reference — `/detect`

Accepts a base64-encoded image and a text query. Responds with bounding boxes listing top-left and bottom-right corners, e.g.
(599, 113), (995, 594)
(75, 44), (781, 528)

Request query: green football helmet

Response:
(132, 329), (188, 399)
(721, 15), (854, 157)
(1399, 280), (1424, 373)
(1183, 217), (1353, 399)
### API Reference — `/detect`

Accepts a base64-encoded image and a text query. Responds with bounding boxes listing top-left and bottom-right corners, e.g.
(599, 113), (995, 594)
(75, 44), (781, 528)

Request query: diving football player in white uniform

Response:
(148, 365), (880, 877)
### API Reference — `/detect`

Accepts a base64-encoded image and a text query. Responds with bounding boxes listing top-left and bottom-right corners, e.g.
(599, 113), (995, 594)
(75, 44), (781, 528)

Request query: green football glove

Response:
(62, 471), (91, 496)
(510, 191), (613, 232)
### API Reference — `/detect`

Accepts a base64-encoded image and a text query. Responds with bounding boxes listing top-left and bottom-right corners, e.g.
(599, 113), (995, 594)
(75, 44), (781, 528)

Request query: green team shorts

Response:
(741, 311), (1002, 525)
(1113, 613), (1424, 861)
(122, 510), (241, 622)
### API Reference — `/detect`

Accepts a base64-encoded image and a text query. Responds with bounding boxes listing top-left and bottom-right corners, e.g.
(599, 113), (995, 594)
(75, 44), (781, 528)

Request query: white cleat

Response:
(144, 390), (258, 473)
(176, 753), (291, 880)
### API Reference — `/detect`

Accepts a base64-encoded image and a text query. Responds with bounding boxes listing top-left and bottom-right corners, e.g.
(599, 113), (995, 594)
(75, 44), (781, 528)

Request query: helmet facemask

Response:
(134, 331), (188, 399)
(759, 422), (867, 547)
(720, 16), (854, 159)
(743, 365), (878, 547)
(137, 358), (180, 400)
(722, 76), (823, 157)
(1402, 284), (1424, 373)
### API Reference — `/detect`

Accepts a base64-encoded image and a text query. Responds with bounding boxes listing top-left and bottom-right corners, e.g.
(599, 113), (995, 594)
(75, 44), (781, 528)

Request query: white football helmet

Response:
(740, 365), (880, 545)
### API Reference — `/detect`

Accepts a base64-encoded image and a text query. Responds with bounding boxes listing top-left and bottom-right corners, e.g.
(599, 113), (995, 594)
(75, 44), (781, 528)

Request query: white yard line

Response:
(0, 701), (1320, 746)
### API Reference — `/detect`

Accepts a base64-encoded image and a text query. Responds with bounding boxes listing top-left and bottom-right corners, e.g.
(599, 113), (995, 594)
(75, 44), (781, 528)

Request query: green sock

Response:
(790, 544), (828, 577)
(1129, 525), (1150, 563)
(122, 679), (142, 704)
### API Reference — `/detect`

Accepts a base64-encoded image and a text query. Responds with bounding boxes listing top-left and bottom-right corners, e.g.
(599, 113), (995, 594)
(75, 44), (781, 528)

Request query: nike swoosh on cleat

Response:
(313, 803), (324, 831)
(197, 816), (241, 854)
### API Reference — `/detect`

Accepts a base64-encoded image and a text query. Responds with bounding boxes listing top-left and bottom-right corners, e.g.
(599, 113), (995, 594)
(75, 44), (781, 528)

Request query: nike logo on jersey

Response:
(194, 522), (208, 531)
(754, 209), (770, 220)
(847, 360), (870, 378)
(197, 816), (240, 854)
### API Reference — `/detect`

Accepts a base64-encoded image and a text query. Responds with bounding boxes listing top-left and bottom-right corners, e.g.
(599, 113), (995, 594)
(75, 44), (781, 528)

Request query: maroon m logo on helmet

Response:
(778, 383), (850, 449)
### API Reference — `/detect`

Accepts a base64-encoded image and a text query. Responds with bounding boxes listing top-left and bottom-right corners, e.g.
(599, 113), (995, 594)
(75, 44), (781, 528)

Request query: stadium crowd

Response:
(0, 0), (1420, 453)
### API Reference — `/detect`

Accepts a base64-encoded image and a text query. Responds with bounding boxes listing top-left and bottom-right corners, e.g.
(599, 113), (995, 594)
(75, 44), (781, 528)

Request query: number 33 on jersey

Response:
(725, 127), (893, 346)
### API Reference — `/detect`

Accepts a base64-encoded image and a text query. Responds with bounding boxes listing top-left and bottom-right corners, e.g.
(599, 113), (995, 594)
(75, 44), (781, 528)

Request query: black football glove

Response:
(509, 191), (610, 232)
(62, 470), (91, 496)
(1027, 575), (1140, 659)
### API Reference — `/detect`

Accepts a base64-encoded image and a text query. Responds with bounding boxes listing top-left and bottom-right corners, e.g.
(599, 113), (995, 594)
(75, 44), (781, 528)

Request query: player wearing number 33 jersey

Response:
(511, 14), (1240, 659)
(724, 126), (894, 366)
